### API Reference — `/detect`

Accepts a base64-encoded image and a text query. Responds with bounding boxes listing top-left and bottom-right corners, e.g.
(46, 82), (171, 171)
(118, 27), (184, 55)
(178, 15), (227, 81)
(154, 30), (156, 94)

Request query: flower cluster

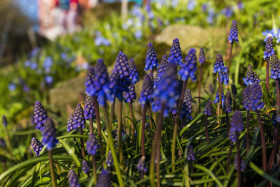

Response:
(31, 137), (43, 156)
(213, 55), (229, 85)
(179, 48), (197, 81)
(124, 84), (136, 103)
(86, 133), (99, 156)
(85, 66), (95, 95)
(224, 90), (232, 113)
(69, 169), (80, 187)
(214, 87), (225, 106)
(187, 145), (195, 161)
(234, 155), (246, 172)
(85, 59), (112, 106)
(96, 169), (111, 187)
(262, 28), (280, 43)
(270, 55), (280, 80)
(34, 101), (48, 131)
(168, 38), (183, 66)
(153, 63), (179, 116)
(73, 104), (85, 129)
(198, 48), (205, 64)
(82, 160), (90, 175)
(229, 111), (243, 142)
(180, 89), (192, 120)
(42, 118), (58, 150)
(228, 20), (238, 43)
(204, 100), (212, 116)
(243, 65), (260, 86)
(139, 74), (154, 105)
(145, 43), (159, 71)
(84, 95), (96, 120)
(243, 83), (264, 111)
(154, 55), (168, 88)
(264, 36), (275, 60)
(67, 114), (76, 132)
(137, 156), (148, 173)
(129, 58), (139, 84)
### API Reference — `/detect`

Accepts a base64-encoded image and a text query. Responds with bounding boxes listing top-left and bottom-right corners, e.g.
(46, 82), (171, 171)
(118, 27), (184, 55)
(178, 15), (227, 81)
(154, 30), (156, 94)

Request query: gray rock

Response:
(156, 24), (227, 51)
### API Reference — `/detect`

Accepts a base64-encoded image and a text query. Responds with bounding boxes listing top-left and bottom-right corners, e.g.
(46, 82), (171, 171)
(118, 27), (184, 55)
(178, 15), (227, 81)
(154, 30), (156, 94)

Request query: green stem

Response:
(117, 99), (124, 170)
(48, 151), (57, 187)
(141, 104), (148, 157)
(110, 101), (115, 127)
(102, 105), (124, 187)
(89, 119), (94, 134)
(129, 102), (135, 137)
(228, 43), (233, 71)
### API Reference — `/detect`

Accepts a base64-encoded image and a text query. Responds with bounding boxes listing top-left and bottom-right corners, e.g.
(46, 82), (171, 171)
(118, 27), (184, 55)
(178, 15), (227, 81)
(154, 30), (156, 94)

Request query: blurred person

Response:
(55, 0), (79, 34)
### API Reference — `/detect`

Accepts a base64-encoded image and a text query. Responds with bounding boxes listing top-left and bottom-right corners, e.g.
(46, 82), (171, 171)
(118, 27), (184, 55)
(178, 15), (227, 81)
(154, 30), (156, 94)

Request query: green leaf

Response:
(194, 164), (223, 187)
(59, 140), (81, 167)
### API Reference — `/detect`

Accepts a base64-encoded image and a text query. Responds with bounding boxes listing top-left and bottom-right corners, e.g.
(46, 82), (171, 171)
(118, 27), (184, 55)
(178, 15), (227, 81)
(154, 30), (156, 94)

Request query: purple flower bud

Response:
(179, 48), (197, 82)
(84, 95), (96, 120)
(67, 114), (76, 132)
(85, 66), (95, 96)
(168, 38), (183, 66)
(124, 84), (136, 103)
(219, 66), (229, 86)
(230, 111), (243, 135)
(96, 169), (111, 187)
(264, 36), (275, 60)
(86, 133), (99, 156)
(214, 87), (225, 106)
(228, 20), (238, 43)
(248, 83), (264, 111)
(187, 145), (195, 161)
(270, 55), (280, 80)
(242, 87), (250, 111)
(106, 151), (113, 167)
(145, 43), (159, 71)
(42, 118), (58, 150)
(213, 55), (225, 74)
(224, 90), (232, 113)
(2, 115), (7, 127)
(34, 101), (48, 131)
(31, 137), (43, 156)
(114, 51), (130, 79)
(73, 104), (85, 129)
(204, 100), (212, 116)
(129, 58), (139, 84)
(139, 74), (154, 105)
(153, 63), (179, 117)
(243, 65), (260, 86)
(137, 156), (148, 173)
(198, 48), (206, 63)
(180, 89), (192, 120)
(155, 55), (168, 88)
(82, 160), (90, 175)
(68, 169), (80, 187)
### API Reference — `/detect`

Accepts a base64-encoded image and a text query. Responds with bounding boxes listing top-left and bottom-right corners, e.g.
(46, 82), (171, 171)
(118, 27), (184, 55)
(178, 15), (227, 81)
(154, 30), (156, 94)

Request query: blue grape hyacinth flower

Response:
(168, 38), (183, 66)
(84, 95), (96, 120)
(180, 89), (192, 120)
(243, 65), (260, 86)
(137, 156), (148, 173)
(219, 66), (229, 86)
(82, 160), (90, 175)
(228, 20), (238, 43)
(34, 101), (48, 131)
(85, 66), (96, 96)
(153, 63), (179, 116)
(264, 36), (275, 60)
(67, 114), (76, 132)
(129, 58), (139, 85)
(106, 151), (113, 168)
(139, 74), (154, 105)
(179, 48), (197, 81)
(145, 43), (159, 71)
(224, 90), (232, 113)
(229, 111), (243, 142)
(214, 87), (225, 106)
(124, 83), (136, 103)
(242, 87), (250, 111)
(86, 133), (99, 156)
(69, 169), (80, 187)
(73, 104), (86, 129)
(42, 118), (58, 150)
(31, 137), (43, 156)
(154, 55), (168, 88)
(187, 145), (195, 161)
(248, 83), (264, 111)
(213, 54), (225, 74)
(204, 100), (213, 116)
(96, 169), (111, 187)
(270, 55), (280, 80)
(198, 48), (205, 64)
(234, 154), (246, 172)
